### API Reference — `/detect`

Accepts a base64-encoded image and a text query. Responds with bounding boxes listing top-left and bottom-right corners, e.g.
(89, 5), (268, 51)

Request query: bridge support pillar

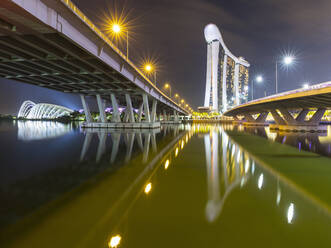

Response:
(80, 95), (93, 123)
(296, 108), (309, 122)
(269, 108), (327, 132)
(124, 94), (135, 123)
(96, 94), (107, 123)
(240, 112), (269, 126)
(142, 93), (151, 122)
(151, 99), (157, 122)
(110, 93), (121, 123)
(137, 103), (143, 123)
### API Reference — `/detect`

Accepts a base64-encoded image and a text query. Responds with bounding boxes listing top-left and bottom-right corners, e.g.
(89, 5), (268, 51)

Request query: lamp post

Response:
(252, 75), (263, 100)
(111, 23), (129, 59)
(164, 83), (172, 97)
(275, 56), (294, 94)
(143, 63), (157, 86)
(174, 93), (179, 104)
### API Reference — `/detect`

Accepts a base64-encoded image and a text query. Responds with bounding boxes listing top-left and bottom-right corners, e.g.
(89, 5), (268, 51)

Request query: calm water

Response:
(0, 120), (331, 248)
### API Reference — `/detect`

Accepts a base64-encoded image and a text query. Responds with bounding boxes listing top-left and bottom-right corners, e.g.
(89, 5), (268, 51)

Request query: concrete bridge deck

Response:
(0, 0), (189, 127)
(224, 82), (331, 131)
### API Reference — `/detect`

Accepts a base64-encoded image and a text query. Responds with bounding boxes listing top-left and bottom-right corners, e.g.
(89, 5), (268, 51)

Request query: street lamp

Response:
(252, 75), (263, 100)
(143, 63), (157, 86)
(275, 56), (294, 94)
(164, 83), (172, 97)
(110, 23), (129, 59)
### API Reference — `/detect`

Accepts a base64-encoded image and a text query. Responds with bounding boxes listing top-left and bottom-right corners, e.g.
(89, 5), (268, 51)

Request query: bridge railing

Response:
(60, 0), (187, 113)
(233, 81), (331, 111)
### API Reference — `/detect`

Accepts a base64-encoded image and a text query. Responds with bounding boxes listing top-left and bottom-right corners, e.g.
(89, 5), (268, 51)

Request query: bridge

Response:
(0, 0), (189, 128)
(224, 82), (331, 131)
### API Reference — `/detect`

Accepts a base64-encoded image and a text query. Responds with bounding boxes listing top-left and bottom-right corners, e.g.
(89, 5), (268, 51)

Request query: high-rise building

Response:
(203, 24), (250, 113)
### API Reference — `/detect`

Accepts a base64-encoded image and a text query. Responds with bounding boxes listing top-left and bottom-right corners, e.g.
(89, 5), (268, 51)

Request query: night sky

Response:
(1, 0), (331, 114)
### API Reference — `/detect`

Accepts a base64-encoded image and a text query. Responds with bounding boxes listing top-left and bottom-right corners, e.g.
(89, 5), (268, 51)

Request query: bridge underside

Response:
(0, 0), (187, 126)
(224, 90), (331, 132)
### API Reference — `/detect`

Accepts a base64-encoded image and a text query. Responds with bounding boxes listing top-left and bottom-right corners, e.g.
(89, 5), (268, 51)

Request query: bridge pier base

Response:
(269, 124), (327, 132)
(269, 108), (327, 132)
(81, 93), (161, 129)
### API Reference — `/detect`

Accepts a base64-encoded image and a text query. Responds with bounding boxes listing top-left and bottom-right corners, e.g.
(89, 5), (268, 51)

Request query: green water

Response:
(0, 122), (330, 247)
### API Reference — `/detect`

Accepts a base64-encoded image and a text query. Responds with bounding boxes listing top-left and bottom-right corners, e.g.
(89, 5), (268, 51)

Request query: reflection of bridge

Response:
(224, 82), (331, 131)
(81, 125), (181, 163)
(0, 0), (188, 128)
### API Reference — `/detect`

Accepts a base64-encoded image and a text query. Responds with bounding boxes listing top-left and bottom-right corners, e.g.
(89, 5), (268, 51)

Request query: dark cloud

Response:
(1, 0), (331, 113)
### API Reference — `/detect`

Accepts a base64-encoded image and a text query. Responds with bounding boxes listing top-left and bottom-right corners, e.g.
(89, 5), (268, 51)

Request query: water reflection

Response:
(235, 125), (331, 157)
(1, 122), (331, 248)
(80, 129), (161, 163)
(17, 121), (72, 141)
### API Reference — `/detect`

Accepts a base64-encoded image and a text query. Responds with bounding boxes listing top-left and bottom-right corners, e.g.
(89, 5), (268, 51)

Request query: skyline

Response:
(1, 0), (331, 114)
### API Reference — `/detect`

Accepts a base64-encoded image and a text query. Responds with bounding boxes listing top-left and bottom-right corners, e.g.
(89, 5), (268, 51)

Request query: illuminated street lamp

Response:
(174, 93), (179, 103)
(252, 75), (263, 100)
(164, 83), (172, 97)
(275, 55), (295, 94)
(143, 63), (157, 86)
(110, 23), (129, 59)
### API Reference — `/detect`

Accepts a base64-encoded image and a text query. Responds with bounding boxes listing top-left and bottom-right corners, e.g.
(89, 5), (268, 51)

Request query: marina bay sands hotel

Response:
(203, 24), (250, 113)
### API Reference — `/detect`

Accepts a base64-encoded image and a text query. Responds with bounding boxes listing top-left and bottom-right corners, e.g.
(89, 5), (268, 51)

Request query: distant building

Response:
(203, 24), (250, 113)
(18, 101), (73, 119)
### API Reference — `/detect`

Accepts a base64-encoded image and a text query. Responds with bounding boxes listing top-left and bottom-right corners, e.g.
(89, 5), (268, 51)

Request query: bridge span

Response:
(0, 0), (189, 128)
(224, 82), (331, 131)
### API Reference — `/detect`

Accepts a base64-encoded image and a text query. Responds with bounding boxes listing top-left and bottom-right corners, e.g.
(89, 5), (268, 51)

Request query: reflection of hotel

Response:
(203, 24), (250, 113)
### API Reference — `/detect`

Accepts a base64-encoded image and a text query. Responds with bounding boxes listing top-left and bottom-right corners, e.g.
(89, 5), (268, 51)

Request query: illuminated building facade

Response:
(204, 24), (250, 113)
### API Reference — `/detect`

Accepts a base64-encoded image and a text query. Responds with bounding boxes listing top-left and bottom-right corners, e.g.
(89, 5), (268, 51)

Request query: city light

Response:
(284, 56), (294, 65)
(144, 63), (153, 72)
(258, 174), (264, 189)
(287, 203), (295, 224)
(112, 23), (121, 33)
(144, 182), (152, 194)
(109, 235), (121, 248)
(256, 75), (263, 83)
(164, 159), (170, 169)
(303, 83), (309, 89)
(175, 147), (179, 157)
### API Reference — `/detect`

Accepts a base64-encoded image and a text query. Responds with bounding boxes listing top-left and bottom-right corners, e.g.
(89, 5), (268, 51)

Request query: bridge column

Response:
(296, 109), (309, 122)
(256, 112), (269, 123)
(270, 109), (286, 125)
(80, 95), (93, 123)
(137, 103), (143, 123)
(174, 110), (179, 122)
(110, 93), (121, 123)
(278, 109), (297, 125)
(96, 94), (107, 123)
(163, 110), (167, 121)
(269, 108), (327, 132)
(308, 108), (326, 125)
(142, 93), (151, 122)
(124, 94), (135, 123)
(151, 99), (157, 122)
